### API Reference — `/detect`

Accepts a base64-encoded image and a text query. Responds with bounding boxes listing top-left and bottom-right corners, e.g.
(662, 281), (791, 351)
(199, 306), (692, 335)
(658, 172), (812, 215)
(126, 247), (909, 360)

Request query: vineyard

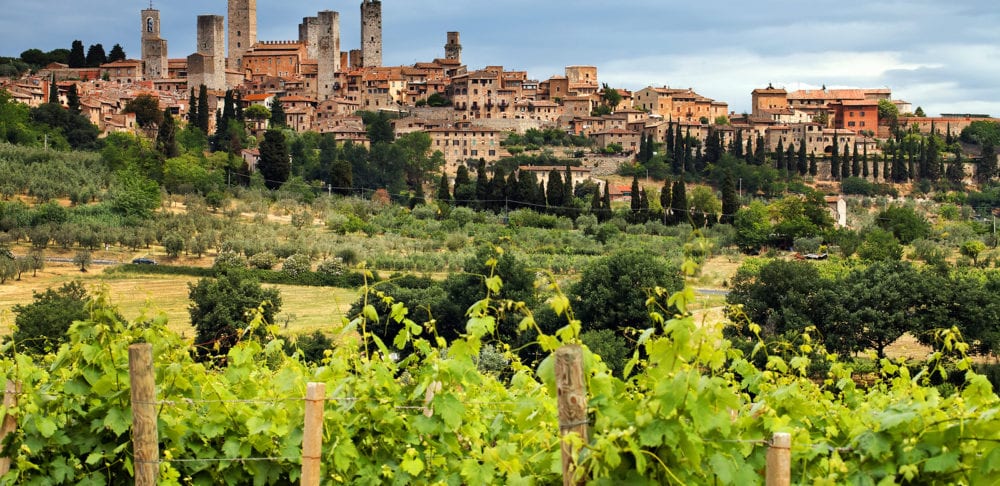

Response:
(1, 267), (999, 485)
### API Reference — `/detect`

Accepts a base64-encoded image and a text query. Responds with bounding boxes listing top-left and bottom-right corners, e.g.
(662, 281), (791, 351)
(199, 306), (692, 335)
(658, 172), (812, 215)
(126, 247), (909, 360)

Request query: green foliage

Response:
(11, 281), (88, 354)
(960, 120), (1000, 146)
(189, 269), (282, 360)
(258, 129), (290, 190)
(876, 205), (930, 244)
(858, 228), (904, 261)
(572, 248), (683, 334)
(123, 94), (163, 129)
(107, 169), (161, 220)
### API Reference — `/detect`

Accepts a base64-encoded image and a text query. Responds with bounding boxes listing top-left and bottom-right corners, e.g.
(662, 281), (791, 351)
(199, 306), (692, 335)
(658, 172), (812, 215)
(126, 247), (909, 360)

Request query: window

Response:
(860, 122), (866, 127)
(860, 111), (865, 117)
(848, 121), (856, 127)
(147, 17), (154, 33)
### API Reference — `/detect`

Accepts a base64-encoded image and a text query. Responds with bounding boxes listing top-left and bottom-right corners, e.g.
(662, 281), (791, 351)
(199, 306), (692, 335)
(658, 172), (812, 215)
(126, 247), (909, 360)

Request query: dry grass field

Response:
(0, 261), (358, 339)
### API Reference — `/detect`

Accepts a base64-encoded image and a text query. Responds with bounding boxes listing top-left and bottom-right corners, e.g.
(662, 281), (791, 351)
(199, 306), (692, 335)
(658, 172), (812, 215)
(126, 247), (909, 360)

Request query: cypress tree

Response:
(797, 140), (808, 175)
(850, 143), (860, 177)
(733, 130), (744, 158)
(197, 84), (210, 133)
(785, 143), (795, 176)
(437, 172), (452, 206)
(721, 172), (739, 225)
(563, 165), (575, 214)
(108, 44), (126, 63)
(882, 151), (891, 181)
(545, 169), (563, 209)
(830, 132), (840, 180)
(234, 90), (244, 121)
(754, 134), (766, 165)
(775, 138), (785, 172)
(270, 95), (286, 128)
(744, 134), (754, 164)
(258, 129), (290, 190)
(48, 75), (58, 104)
(946, 149), (965, 185)
(670, 179), (687, 226)
(629, 174), (641, 219)
(590, 188), (602, 215)
(660, 178), (672, 224)
(862, 143), (869, 178)
(453, 165), (473, 206)
(809, 150), (818, 176)
(188, 88), (198, 126)
(66, 84), (80, 113)
(978, 142), (997, 184)
(601, 181), (612, 221)
(638, 188), (650, 223)
(222, 90), (236, 122)
(85, 43), (107, 67)
(476, 159), (490, 208)
(156, 108), (179, 158)
(330, 157), (352, 195)
(666, 124), (675, 154)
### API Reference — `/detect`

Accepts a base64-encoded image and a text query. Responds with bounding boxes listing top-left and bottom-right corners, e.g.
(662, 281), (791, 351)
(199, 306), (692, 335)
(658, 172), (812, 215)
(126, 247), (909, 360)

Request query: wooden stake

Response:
(555, 345), (588, 486)
(129, 343), (159, 486)
(301, 382), (326, 486)
(766, 432), (791, 486)
(0, 380), (20, 476)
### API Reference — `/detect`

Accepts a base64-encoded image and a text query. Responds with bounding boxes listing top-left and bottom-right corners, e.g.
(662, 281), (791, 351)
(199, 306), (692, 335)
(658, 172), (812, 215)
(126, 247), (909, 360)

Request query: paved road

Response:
(696, 288), (729, 296)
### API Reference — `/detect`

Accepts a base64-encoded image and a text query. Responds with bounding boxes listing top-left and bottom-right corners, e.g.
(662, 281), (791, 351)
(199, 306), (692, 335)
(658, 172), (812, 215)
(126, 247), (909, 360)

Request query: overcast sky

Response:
(2, 0), (998, 115)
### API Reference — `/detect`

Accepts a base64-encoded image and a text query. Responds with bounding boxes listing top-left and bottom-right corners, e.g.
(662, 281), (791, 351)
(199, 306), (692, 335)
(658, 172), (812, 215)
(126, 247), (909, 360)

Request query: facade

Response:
(634, 86), (728, 123)
(188, 15), (226, 91)
(360, 0), (382, 68)
(751, 86), (788, 115)
(427, 124), (507, 172)
(228, 0), (257, 71)
(830, 99), (878, 134)
(100, 60), (144, 84)
(141, 8), (169, 80)
(298, 16), (320, 60)
(242, 41), (308, 79)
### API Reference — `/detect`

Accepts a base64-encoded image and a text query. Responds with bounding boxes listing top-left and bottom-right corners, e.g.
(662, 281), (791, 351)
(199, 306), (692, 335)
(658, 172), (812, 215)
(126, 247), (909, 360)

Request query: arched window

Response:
(147, 17), (154, 33)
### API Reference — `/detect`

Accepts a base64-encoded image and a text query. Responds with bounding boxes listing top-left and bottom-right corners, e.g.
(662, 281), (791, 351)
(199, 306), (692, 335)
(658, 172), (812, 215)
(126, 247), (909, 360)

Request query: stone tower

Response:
(298, 16), (320, 60)
(316, 11), (341, 100)
(445, 32), (461, 63)
(228, 0), (257, 70)
(140, 8), (168, 80)
(360, 0), (382, 68)
(188, 15), (226, 91)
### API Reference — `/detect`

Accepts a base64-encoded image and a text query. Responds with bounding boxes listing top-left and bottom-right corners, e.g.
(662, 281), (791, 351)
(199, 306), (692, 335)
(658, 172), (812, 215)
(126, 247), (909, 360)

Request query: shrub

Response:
(316, 258), (345, 275)
(213, 250), (247, 271)
(282, 253), (312, 277)
(248, 251), (278, 270)
(793, 236), (823, 254)
(336, 247), (359, 266)
(11, 281), (89, 354)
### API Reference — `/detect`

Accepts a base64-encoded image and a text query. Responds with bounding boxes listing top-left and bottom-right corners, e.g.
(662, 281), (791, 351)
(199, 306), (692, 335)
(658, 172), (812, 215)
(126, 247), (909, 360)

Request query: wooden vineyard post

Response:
(766, 432), (791, 486)
(301, 382), (326, 486)
(556, 345), (588, 486)
(0, 380), (21, 476)
(129, 343), (159, 486)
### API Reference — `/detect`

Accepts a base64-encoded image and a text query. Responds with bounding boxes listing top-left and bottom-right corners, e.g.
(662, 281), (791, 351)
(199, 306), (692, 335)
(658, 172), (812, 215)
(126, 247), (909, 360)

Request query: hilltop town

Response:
(4, 0), (997, 182)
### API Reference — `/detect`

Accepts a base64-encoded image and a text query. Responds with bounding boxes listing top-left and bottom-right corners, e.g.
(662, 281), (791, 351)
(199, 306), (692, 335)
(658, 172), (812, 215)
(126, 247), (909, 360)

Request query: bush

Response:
(11, 281), (89, 354)
(581, 329), (629, 378)
(841, 177), (874, 196)
(336, 247), (359, 266)
(316, 258), (345, 275)
(282, 253), (312, 277)
(213, 250), (247, 271)
(248, 251), (278, 270)
(793, 236), (823, 254)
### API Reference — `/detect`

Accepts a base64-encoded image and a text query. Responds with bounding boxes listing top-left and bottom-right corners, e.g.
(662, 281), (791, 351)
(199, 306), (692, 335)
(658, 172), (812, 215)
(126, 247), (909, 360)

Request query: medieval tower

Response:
(227, 0), (257, 70)
(298, 16), (320, 61)
(360, 0), (382, 68)
(188, 15), (226, 91)
(317, 11), (341, 100)
(445, 32), (461, 63)
(140, 8), (168, 80)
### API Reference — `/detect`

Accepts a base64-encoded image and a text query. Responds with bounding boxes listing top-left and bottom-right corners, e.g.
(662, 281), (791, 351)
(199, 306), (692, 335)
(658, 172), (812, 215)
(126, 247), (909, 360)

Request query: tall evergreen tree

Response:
(850, 143), (860, 177)
(946, 149), (965, 185)
(926, 132), (942, 181)
(978, 142), (997, 184)
(257, 129), (290, 190)
(453, 165), (474, 206)
(775, 138), (785, 172)
(330, 155), (353, 195)
(830, 132), (840, 180)
(156, 108), (179, 158)
(744, 134), (754, 164)
(809, 150), (818, 176)
(188, 88), (198, 126)
(85, 43), (107, 67)
(862, 143), (870, 178)
(68, 40), (86, 68)
(48, 75), (58, 104)
(590, 187), (602, 215)
(601, 181), (612, 222)
(754, 134), (766, 165)
(234, 90), (244, 121)
(785, 143), (796, 176)
(563, 165), (575, 214)
(545, 168), (563, 209)
(705, 128), (722, 163)
(638, 188), (650, 223)
(883, 152), (891, 181)
(437, 172), (452, 206)
(733, 130), (744, 158)
(797, 140), (808, 175)
(197, 84), (210, 133)
(269, 96), (286, 128)
(476, 159), (490, 208)
(660, 178), (672, 224)
(666, 124), (675, 154)
(107, 44), (126, 63)
(630, 174), (641, 217)
(720, 172), (739, 225)
(66, 84), (80, 113)
(670, 179), (688, 226)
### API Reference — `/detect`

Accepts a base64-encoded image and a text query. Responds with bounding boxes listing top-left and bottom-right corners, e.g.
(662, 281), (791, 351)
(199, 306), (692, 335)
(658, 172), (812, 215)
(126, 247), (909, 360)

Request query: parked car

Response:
(132, 258), (157, 265)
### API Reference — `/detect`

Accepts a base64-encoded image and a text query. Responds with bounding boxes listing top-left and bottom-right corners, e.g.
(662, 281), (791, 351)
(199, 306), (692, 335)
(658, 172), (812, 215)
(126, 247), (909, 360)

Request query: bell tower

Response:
(140, 7), (168, 80)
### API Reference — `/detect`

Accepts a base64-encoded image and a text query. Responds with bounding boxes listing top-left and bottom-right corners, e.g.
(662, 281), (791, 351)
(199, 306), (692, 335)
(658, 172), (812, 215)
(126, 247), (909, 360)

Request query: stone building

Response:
(188, 15), (226, 91)
(361, 0), (382, 68)
(242, 41), (308, 79)
(634, 86), (728, 123)
(228, 0), (257, 71)
(298, 16), (320, 60)
(316, 11), (342, 100)
(445, 32), (462, 63)
(141, 8), (168, 80)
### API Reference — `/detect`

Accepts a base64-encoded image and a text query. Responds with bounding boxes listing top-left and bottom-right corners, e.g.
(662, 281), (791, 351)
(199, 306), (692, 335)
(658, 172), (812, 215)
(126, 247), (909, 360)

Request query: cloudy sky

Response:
(2, 0), (998, 115)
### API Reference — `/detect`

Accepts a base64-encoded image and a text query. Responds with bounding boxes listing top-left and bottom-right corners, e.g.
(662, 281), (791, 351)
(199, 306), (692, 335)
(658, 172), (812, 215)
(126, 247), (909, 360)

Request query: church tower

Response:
(316, 11), (341, 100)
(188, 15), (226, 91)
(228, 0), (257, 70)
(360, 0), (382, 68)
(445, 32), (461, 63)
(140, 7), (168, 80)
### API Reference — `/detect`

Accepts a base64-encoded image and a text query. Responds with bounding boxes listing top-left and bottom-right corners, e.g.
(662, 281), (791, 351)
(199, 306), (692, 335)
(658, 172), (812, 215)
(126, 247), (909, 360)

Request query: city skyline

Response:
(2, 0), (998, 116)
